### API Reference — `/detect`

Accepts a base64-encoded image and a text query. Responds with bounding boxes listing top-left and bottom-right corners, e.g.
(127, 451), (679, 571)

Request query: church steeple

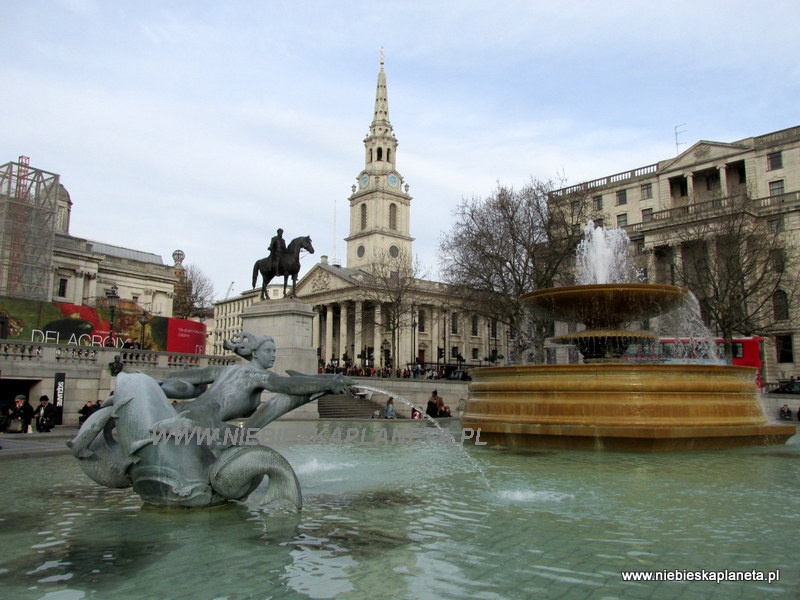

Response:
(345, 54), (413, 271)
(364, 51), (397, 173)
(370, 52), (392, 136)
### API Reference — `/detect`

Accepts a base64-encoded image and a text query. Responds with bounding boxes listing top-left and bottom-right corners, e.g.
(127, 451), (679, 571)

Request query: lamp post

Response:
(106, 284), (119, 347)
(137, 313), (148, 349)
(381, 339), (390, 370)
(411, 309), (417, 365)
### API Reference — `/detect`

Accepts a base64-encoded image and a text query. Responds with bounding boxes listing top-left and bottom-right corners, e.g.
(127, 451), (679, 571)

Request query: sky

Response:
(2, 1), (799, 302)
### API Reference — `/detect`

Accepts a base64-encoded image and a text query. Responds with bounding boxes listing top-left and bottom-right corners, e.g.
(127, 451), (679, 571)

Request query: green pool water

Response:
(1, 420), (798, 599)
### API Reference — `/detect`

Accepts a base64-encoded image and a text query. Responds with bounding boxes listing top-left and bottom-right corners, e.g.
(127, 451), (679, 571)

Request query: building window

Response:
(592, 195), (603, 211)
(418, 309), (426, 333)
(471, 315), (479, 336)
(389, 203), (397, 230)
(640, 183), (653, 200)
(57, 277), (68, 297)
(769, 179), (785, 197)
(770, 249), (785, 272)
(491, 318), (498, 338)
(376, 147), (383, 161)
(472, 347), (479, 360)
(776, 334), (794, 363)
(768, 217), (785, 233)
(450, 313), (459, 335)
(616, 213), (628, 227)
(360, 204), (367, 230)
(616, 190), (627, 205)
(767, 151), (783, 171)
(773, 290), (790, 321)
(641, 208), (653, 222)
(571, 200), (582, 218)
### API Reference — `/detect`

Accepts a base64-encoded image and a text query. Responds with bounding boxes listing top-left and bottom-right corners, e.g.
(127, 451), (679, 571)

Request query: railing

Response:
(553, 163), (659, 196)
(0, 340), (237, 369)
(629, 191), (800, 233)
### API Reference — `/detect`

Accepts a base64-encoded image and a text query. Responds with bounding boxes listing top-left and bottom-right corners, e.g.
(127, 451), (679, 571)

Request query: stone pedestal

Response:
(241, 298), (319, 419)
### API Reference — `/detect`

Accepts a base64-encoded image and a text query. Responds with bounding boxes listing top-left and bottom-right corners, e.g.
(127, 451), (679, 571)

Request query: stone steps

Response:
(317, 394), (386, 419)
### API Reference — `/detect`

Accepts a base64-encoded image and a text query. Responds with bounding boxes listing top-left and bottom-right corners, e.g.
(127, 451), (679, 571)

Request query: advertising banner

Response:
(0, 296), (207, 354)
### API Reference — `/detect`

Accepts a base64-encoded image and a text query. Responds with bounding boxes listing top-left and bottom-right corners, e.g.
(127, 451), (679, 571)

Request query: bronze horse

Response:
(252, 235), (314, 299)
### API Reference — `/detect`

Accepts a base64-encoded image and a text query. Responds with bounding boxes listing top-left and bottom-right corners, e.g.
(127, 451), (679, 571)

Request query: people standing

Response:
(33, 395), (56, 432)
(17, 395), (34, 433)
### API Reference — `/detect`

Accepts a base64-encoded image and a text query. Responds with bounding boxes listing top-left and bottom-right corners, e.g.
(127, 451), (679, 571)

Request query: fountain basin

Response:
(461, 363), (796, 451)
(522, 283), (688, 329)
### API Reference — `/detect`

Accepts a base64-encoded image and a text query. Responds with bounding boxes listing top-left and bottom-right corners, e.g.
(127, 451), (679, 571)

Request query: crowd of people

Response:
(320, 363), (467, 381)
(0, 394), (58, 434)
(78, 399), (106, 425)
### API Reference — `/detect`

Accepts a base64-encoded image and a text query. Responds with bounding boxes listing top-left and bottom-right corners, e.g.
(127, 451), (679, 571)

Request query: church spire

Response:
(371, 49), (392, 135)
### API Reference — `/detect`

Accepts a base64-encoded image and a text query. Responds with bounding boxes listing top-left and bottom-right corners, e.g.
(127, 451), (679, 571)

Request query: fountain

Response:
(461, 222), (796, 451)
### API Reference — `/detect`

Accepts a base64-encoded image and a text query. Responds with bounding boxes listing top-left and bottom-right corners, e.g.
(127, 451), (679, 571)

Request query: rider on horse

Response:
(268, 228), (287, 272)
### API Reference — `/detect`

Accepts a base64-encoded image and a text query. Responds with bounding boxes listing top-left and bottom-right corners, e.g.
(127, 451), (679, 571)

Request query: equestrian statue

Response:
(252, 229), (314, 300)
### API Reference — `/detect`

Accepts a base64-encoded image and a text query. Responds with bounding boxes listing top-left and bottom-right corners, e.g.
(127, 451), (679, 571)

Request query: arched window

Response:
(386, 148), (391, 163)
(377, 147), (383, 161)
(773, 289), (790, 321)
(360, 204), (367, 230)
(389, 203), (397, 230)
(368, 148), (373, 163)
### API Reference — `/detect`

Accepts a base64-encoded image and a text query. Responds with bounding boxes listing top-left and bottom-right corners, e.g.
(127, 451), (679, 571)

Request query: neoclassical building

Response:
(550, 125), (800, 381)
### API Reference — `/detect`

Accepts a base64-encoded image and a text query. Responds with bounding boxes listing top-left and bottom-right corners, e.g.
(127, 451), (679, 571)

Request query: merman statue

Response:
(67, 332), (351, 509)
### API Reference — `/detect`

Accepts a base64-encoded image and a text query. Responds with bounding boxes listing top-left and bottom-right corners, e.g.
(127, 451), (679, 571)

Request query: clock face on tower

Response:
(387, 173), (399, 188)
(359, 174), (369, 188)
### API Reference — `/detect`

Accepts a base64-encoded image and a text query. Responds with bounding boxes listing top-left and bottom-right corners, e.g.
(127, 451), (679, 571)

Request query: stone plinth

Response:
(241, 298), (318, 419)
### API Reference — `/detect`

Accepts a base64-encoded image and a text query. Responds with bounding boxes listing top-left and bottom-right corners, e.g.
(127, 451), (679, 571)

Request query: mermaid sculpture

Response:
(67, 332), (351, 509)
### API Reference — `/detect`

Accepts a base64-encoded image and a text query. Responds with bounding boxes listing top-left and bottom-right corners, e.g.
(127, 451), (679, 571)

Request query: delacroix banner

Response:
(0, 296), (207, 354)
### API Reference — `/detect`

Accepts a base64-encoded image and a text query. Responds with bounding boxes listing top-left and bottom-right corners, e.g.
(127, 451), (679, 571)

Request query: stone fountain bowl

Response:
(522, 283), (689, 329)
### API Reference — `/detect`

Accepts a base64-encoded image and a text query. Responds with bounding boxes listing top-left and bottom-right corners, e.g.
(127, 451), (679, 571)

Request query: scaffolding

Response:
(0, 157), (59, 301)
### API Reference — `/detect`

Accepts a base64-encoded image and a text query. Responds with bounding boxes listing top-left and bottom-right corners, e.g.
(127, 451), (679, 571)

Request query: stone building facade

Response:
(551, 125), (800, 382)
(0, 157), (177, 317)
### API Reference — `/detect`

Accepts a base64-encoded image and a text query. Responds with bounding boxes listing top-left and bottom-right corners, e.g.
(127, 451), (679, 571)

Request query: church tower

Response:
(345, 55), (413, 271)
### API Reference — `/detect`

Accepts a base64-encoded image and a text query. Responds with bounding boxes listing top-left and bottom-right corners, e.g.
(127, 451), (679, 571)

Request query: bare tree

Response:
(654, 193), (800, 358)
(438, 179), (590, 363)
(358, 249), (428, 370)
(172, 263), (216, 320)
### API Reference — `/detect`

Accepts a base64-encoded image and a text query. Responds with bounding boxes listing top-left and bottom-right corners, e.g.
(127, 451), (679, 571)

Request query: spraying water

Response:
(353, 384), (492, 489)
(575, 221), (643, 285)
(575, 221), (724, 362)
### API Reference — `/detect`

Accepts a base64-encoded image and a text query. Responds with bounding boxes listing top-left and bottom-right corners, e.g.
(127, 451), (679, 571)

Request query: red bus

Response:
(623, 336), (766, 387)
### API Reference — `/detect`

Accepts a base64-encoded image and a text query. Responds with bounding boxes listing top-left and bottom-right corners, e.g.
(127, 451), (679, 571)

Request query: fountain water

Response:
(461, 222), (796, 451)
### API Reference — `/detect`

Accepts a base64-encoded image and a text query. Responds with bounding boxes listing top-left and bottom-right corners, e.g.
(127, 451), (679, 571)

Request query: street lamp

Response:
(106, 284), (119, 346)
(137, 313), (149, 349)
(411, 309), (417, 365)
(381, 339), (390, 369)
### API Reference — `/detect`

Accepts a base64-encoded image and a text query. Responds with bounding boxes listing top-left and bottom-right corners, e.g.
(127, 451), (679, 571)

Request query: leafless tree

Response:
(438, 179), (590, 363)
(172, 263), (216, 320)
(653, 193), (800, 358)
(358, 249), (428, 370)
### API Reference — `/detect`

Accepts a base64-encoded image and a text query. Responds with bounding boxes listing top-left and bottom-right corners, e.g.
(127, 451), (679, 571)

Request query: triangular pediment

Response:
(296, 263), (363, 298)
(661, 139), (751, 172)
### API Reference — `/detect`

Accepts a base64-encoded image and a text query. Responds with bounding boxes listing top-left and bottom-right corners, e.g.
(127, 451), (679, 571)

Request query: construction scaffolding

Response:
(0, 157), (59, 301)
